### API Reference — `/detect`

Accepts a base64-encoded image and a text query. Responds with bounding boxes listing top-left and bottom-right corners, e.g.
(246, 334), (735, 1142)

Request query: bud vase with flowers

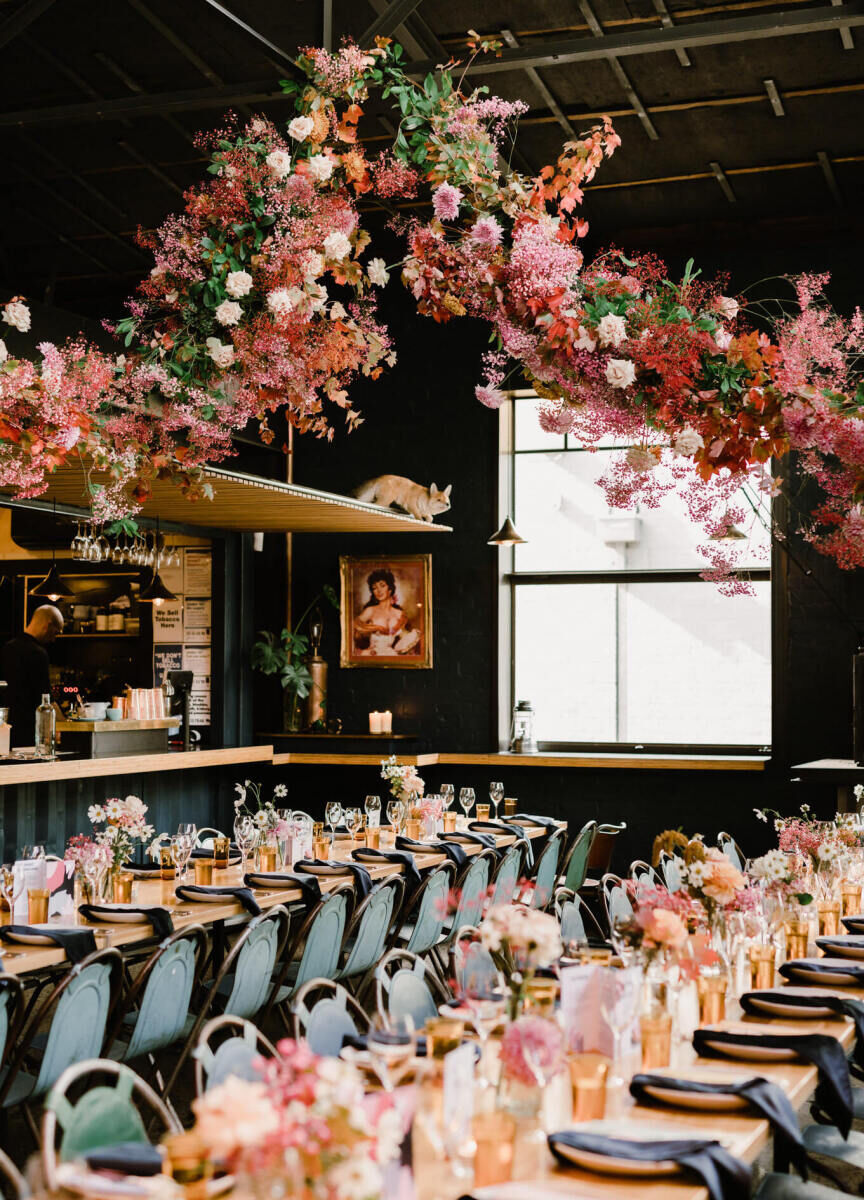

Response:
(380, 755), (425, 807)
(675, 845), (749, 976)
(64, 835), (112, 904)
(497, 1015), (564, 1119)
(85, 795), (154, 897)
(479, 905), (562, 1020)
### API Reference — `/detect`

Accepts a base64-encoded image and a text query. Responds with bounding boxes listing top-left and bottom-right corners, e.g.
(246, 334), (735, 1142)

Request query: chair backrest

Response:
(559, 821), (597, 892)
(221, 907), (291, 1020)
(106, 926), (207, 1061)
(449, 927), (499, 997)
(402, 862), (455, 956)
(42, 1059), (181, 1191)
(601, 873), (633, 929)
(292, 979), (369, 1057)
(629, 859), (661, 890)
(0, 977), (23, 1067)
(553, 887), (606, 947)
(0, 1147), (27, 1200)
(717, 832), (744, 872)
(0, 950), (122, 1108)
(450, 852), (495, 931)
(659, 852), (684, 892)
(528, 830), (565, 910)
(195, 827), (225, 849)
(586, 823), (627, 875)
(375, 949), (447, 1029)
(194, 1016), (278, 1094)
(279, 885), (353, 1000)
(338, 877), (403, 982)
(489, 843), (524, 908)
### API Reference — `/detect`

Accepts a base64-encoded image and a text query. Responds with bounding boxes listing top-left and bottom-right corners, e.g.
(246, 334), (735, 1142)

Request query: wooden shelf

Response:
(272, 750), (767, 770)
(272, 752), (438, 767)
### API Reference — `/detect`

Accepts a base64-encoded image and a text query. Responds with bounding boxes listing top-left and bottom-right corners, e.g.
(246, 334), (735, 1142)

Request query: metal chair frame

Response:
(0, 1147), (27, 1200)
(266, 883), (355, 1030)
(374, 948), (451, 1029)
(336, 876), (405, 1000)
(193, 1014), (278, 1095)
(600, 872), (634, 932)
(585, 822), (627, 877)
(291, 979), (370, 1056)
(42, 1058), (180, 1192)
(553, 886), (608, 945)
(558, 820), (597, 892)
(525, 829), (566, 911)
(629, 859), (662, 889)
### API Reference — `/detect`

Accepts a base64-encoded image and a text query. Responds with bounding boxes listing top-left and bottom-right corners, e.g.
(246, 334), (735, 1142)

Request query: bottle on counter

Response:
(95, 608), (109, 632)
(35, 693), (55, 758)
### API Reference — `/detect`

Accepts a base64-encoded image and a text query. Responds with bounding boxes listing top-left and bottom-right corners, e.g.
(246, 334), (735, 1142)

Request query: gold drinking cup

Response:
(159, 846), (176, 881)
(112, 871), (133, 903)
(503, 798), (518, 817)
(842, 883), (862, 917)
(442, 812), (457, 833)
(258, 845), (277, 873)
(749, 944), (776, 989)
(212, 837), (230, 870)
(27, 888), (49, 924)
(193, 859), (214, 886)
(475, 803), (490, 821)
(569, 1052), (609, 1121)
(313, 837), (330, 860)
(698, 973), (726, 1024)
(640, 1013), (672, 1069)
(784, 918), (809, 961)
(817, 900), (841, 939)
(405, 818), (422, 841)
(472, 1112), (515, 1188)
(366, 827), (380, 849)
(425, 1016), (464, 1058)
(523, 979), (558, 1017)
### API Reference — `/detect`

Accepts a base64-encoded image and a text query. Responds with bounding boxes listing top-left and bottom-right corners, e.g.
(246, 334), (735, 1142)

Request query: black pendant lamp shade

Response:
(30, 560), (73, 601)
(488, 515), (527, 546)
(138, 568), (177, 606)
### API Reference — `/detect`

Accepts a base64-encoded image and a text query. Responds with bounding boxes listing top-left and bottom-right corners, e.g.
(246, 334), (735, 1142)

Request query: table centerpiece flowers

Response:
(480, 904), (562, 1019)
(190, 1038), (402, 1200)
(380, 755), (425, 810)
(64, 834), (112, 904)
(86, 795), (154, 895)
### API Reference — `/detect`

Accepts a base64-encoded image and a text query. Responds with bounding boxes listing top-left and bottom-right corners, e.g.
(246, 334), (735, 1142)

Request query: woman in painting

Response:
(354, 569), (419, 656)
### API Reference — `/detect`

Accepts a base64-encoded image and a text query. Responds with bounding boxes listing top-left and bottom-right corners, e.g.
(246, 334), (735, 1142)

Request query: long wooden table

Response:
(0, 824), (557, 977)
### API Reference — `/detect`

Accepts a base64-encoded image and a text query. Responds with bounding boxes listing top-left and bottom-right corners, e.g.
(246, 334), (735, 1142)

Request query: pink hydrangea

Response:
(432, 183), (463, 221)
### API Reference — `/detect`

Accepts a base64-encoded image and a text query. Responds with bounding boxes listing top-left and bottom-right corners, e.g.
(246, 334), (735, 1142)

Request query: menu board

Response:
(153, 547), (212, 728)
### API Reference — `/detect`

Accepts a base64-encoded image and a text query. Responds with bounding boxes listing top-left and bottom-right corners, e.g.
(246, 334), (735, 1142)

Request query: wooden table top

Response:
(0, 824), (558, 977)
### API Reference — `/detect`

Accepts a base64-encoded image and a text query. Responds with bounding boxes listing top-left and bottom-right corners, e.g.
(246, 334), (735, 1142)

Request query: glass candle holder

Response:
(817, 899), (841, 938)
(569, 1053), (609, 1121)
(472, 1112), (515, 1188)
(160, 847), (176, 881)
(475, 803), (490, 821)
(212, 837), (230, 870)
(697, 973), (727, 1024)
(405, 818), (422, 841)
(842, 882), (862, 917)
(28, 888), (49, 924)
(313, 837), (330, 860)
(425, 1016), (464, 1058)
(442, 812), (457, 833)
(379, 828), (396, 848)
(784, 917), (809, 961)
(640, 1012), (672, 1069)
(112, 872), (133, 903)
(503, 798), (518, 817)
(194, 859), (214, 886)
(749, 944), (776, 989)
(366, 827), (380, 849)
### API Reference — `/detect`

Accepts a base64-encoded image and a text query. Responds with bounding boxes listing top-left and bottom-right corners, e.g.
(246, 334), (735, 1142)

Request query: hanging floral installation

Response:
(0, 35), (863, 581)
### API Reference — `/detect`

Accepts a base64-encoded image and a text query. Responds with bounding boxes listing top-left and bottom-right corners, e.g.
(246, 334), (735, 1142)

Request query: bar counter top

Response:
(0, 744), (274, 785)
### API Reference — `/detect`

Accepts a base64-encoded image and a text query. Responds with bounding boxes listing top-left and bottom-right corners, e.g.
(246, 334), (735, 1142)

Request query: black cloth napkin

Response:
(693, 1027), (853, 1137)
(191, 845), (239, 860)
(509, 812), (560, 831)
(842, 914), (864, 933)
(176, 885), (261, 916)
(396, 835), (467, 869)
(294, 860), (373, 902)
(780, 958), (864, 985)
(469, 820), (534, 867)
(547, 1130), (750, 1200)
(85, 1142), (164, 1176)
(741, 988), (864, 1071)
(630, 1072), (806, 1173)
(351, 847), (421, 892)
(0, 925), (96, 964)
(79, 904), (174, 940)
(344, 1033), (429, 1056)
(243, 872), (321, 909)
(122, 861), (161, 874)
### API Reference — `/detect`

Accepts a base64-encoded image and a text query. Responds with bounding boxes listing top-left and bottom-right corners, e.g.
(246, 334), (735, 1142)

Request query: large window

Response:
(503, 394), (772, 750)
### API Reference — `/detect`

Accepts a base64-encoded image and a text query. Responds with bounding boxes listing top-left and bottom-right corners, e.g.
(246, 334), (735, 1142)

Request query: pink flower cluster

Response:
(500, 1016), (564, 1086)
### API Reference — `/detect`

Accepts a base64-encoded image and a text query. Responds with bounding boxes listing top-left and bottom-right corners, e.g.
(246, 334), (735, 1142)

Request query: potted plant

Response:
(251, 586), (338, 732)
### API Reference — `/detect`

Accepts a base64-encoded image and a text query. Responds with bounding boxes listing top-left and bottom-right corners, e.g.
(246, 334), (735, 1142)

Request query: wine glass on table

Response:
(489, 781), (504, 822)
(171, 834), (192, 883)
(367, 1013), (416, 1092)
(0, 864), (24, 920)
(459, 967), (506, 1090)
(386, 799), (404, 837)
(364, 794), (381, 828)
(440, 783), (454, 813)
(325, 802), (343, 847)
(233, 815), (255, 875)
(459, 788), (475, 825)
(599, 966), (641, 1099)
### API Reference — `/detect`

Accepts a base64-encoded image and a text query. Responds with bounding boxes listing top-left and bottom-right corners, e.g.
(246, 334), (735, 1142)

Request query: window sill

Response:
(436, 751), (769, 771)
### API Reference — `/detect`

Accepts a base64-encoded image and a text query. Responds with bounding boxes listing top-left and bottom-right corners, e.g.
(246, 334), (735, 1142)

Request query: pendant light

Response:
(30, 503), (72, 601)
(138, 522), (177, 607)
(488, 395), (527, 546)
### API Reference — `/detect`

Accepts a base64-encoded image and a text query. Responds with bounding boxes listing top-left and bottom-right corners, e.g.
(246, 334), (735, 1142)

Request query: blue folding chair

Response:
(336, 876), (404, 997)
(375, 949), (450, 1030)
(527, 830), (565, 910)
(268, 885), (354, 1030)
(292, 979), (369, 1057)
(396, 862), (455, 957)
(558, 821), (597, 892)
(193, 1015), (278, 1094)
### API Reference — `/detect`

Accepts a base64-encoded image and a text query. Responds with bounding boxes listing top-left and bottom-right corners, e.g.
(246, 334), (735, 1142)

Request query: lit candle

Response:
(369, 711), (383, 734)
(380, 710), (392, 734)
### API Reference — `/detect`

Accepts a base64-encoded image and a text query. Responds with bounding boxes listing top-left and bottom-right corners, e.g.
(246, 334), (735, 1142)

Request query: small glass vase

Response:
(498, 1075), (541, 1120)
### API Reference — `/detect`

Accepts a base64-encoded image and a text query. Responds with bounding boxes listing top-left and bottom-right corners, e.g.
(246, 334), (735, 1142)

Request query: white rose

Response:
(303, 251), (325, 280)
(214, 300), (242, 326)
(225, 270), (253, 298)
(329, 302), (348, 320)
(205, 337), (235, 369)
(714, 327), (732, 350)
(323, 231), (351, 261)
(714, 295), (739, 320)
(605, 357), (636, 389)
(573, 325), (596, 352)
(266, 288), (294, 319)
(672, 427), (704, 457)
(367, 257), (390, 287)
(307, 154), (334, 183)
(265, 149), (291, 179)
(165, 291), (178, 304)
(0, 340), (7, 364)
(596, 312), (627, 348)
(625, 446), (657, 473)
(288, 115), (315, 141)
(2, 301), (30, 333)
(150, 265), (165, 278)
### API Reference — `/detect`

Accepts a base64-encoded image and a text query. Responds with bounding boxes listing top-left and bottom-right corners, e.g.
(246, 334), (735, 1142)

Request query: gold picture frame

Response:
(339, 554), (433, 669)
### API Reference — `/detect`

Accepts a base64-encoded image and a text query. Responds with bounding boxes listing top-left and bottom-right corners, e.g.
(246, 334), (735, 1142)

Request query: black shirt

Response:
(1, 633), (50, 747)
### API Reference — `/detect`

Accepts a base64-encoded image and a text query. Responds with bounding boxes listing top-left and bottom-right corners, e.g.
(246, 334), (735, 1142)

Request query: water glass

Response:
(489, 781), (504, 820)
(599, 966), (641, 1094)
(459, 788), (475, 821)
(325, 802), (342, 842)
(367, 1013), (416, 1091)
(440, 783), (455, 811)
(364, 795), (381, 828)
(386, 799), (404, 834)
(233, 816), (256, 872)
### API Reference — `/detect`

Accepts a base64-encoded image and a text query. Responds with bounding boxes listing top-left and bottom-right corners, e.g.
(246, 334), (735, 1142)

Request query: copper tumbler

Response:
(472, 1113), (515, 1188)
(313, 837), (330, 859)
(503, 798), (518, 817)
(569, 1053), (609, 1121)
(112, 872), (133, 903)
(698, 973), (726, 1025)
(443, 812), (457, 833)
(784, 918), (809, 961)
(194, 859), (214, 886)
(817, 900), (841, 939)
(425, 1016), (464, 1058)
(258, 846), (277, 873)
(640, 1013), (672, 1069)
(749, 944), (776, 989)
(159, 846), (176, 881)
(405, 818), (421, 840)
(212, 837), (230, 870)
(476, 803), (490, 821)
(366, 827), (380, 849)
(842, 883), (862, 918)
(28, 888), (49, 924)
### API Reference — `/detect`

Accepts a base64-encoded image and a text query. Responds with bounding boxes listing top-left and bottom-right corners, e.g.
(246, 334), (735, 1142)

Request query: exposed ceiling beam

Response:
(709, 159), (737, 202)
(404, 1), (864, 73)
(360, 0), (425, 43)
(577, 0), (659, 140)
(116, 140), (183, 196)
(0, 0), (55, 50)
(127, 0), (222, 86)
(831, 0), (856, 46)
(199, 0), (298, 67)
(651, 0), (692, 65)
(500, 28), (576, 140)
(17, 133), (129, 219)
(817, 149), (844, 203)
(94, 50), (195, 146)
(763, 78), (786, 116)
(11, 162), (147, 258)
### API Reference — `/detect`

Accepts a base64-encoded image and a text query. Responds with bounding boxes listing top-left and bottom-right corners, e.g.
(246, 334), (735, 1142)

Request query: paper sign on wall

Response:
(184, 550), (211, 595)
(154, 645), (183, 685)
(153, 599), (183, 643)
(184, 597), (211, 644)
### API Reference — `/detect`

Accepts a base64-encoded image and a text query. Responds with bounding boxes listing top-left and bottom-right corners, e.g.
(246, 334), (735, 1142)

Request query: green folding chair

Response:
(193, 1015), (278, 1094)
(336, 876), (404, 997)
(558, 820), (597, 892)
(292, 979), (369, 1057)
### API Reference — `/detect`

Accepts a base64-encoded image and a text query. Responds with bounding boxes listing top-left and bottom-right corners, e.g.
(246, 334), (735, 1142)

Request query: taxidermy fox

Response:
(353, 475), (452, 522)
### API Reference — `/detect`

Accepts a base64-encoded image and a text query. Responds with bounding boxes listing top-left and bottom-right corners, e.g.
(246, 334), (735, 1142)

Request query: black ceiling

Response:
(1, 0), (863, 316)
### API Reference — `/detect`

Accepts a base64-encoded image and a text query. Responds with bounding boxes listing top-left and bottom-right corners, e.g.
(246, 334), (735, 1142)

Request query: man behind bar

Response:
(1, 605), (64, 747)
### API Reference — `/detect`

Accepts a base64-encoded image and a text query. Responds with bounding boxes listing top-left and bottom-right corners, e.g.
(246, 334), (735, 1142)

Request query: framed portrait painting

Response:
(339, 555), (433, 669)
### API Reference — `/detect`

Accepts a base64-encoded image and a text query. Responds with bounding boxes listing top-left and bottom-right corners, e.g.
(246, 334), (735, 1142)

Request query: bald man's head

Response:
(27, 605), (64, 644)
